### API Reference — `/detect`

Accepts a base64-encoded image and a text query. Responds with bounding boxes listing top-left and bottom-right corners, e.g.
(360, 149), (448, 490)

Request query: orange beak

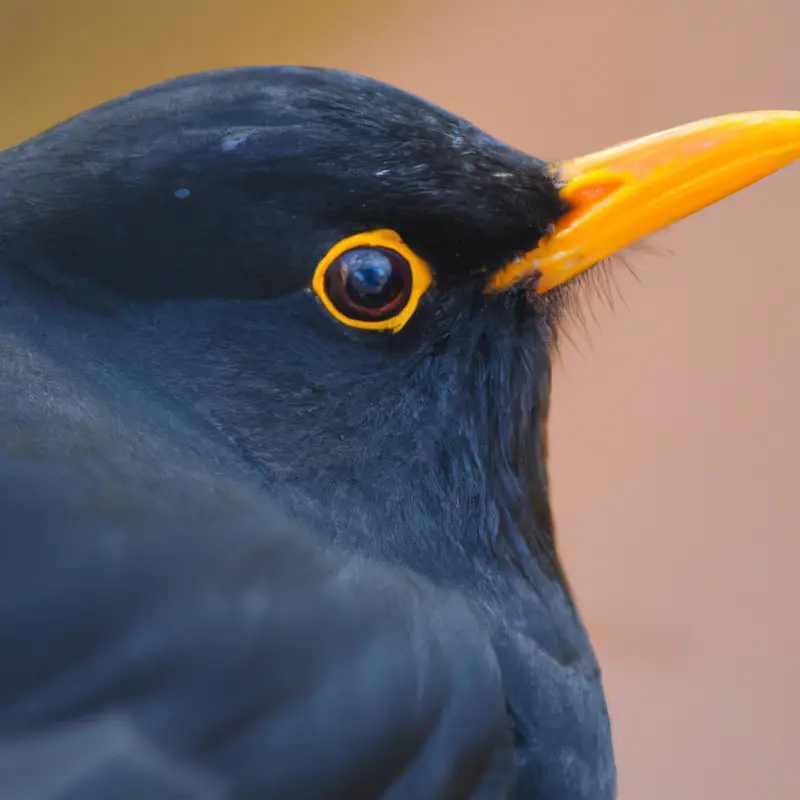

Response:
(488, 111), (800, 294)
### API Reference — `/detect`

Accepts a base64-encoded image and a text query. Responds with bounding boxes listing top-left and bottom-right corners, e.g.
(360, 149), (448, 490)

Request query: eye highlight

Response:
(311, 230), (433, 333)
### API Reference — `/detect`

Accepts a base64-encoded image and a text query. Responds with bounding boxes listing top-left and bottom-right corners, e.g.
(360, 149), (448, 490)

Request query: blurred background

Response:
(2, 1), (797, 797)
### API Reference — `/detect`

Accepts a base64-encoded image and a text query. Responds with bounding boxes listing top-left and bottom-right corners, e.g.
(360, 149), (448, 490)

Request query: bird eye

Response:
(326, 247), (410, 321)
(311, 230), (433, 333)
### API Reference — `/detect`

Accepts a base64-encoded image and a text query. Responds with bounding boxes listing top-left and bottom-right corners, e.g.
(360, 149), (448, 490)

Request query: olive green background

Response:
(2, 1), (799, 797)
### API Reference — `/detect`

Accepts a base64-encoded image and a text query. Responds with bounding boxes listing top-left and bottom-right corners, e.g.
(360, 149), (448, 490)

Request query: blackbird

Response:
(0, 67), (797, 799)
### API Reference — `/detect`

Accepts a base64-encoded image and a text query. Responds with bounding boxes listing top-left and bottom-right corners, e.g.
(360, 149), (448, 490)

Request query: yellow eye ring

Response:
(311, 230), (433, 333)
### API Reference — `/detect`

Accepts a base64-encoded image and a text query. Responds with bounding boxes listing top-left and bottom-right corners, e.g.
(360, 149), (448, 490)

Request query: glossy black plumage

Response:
(0, 67), (614, 799)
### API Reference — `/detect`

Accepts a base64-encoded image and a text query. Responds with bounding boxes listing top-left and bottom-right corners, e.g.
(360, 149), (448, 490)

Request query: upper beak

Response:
(488, 111), (800, 294)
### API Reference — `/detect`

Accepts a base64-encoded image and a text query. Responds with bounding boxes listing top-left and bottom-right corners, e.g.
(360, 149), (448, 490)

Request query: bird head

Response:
(2, 67), (797, 797)
(2, 67), (797, 585)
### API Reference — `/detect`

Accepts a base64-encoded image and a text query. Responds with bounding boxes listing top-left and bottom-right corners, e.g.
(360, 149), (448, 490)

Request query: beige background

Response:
(2, 1), (798, 797)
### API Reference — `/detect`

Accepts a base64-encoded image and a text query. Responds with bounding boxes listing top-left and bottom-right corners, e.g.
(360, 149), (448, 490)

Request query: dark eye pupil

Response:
(342, 250), (397, 308)
(324, 245), (413, 323)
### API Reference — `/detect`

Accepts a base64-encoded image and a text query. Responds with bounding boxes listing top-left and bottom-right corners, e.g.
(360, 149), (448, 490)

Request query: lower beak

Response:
(488, 111), (800, 294)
